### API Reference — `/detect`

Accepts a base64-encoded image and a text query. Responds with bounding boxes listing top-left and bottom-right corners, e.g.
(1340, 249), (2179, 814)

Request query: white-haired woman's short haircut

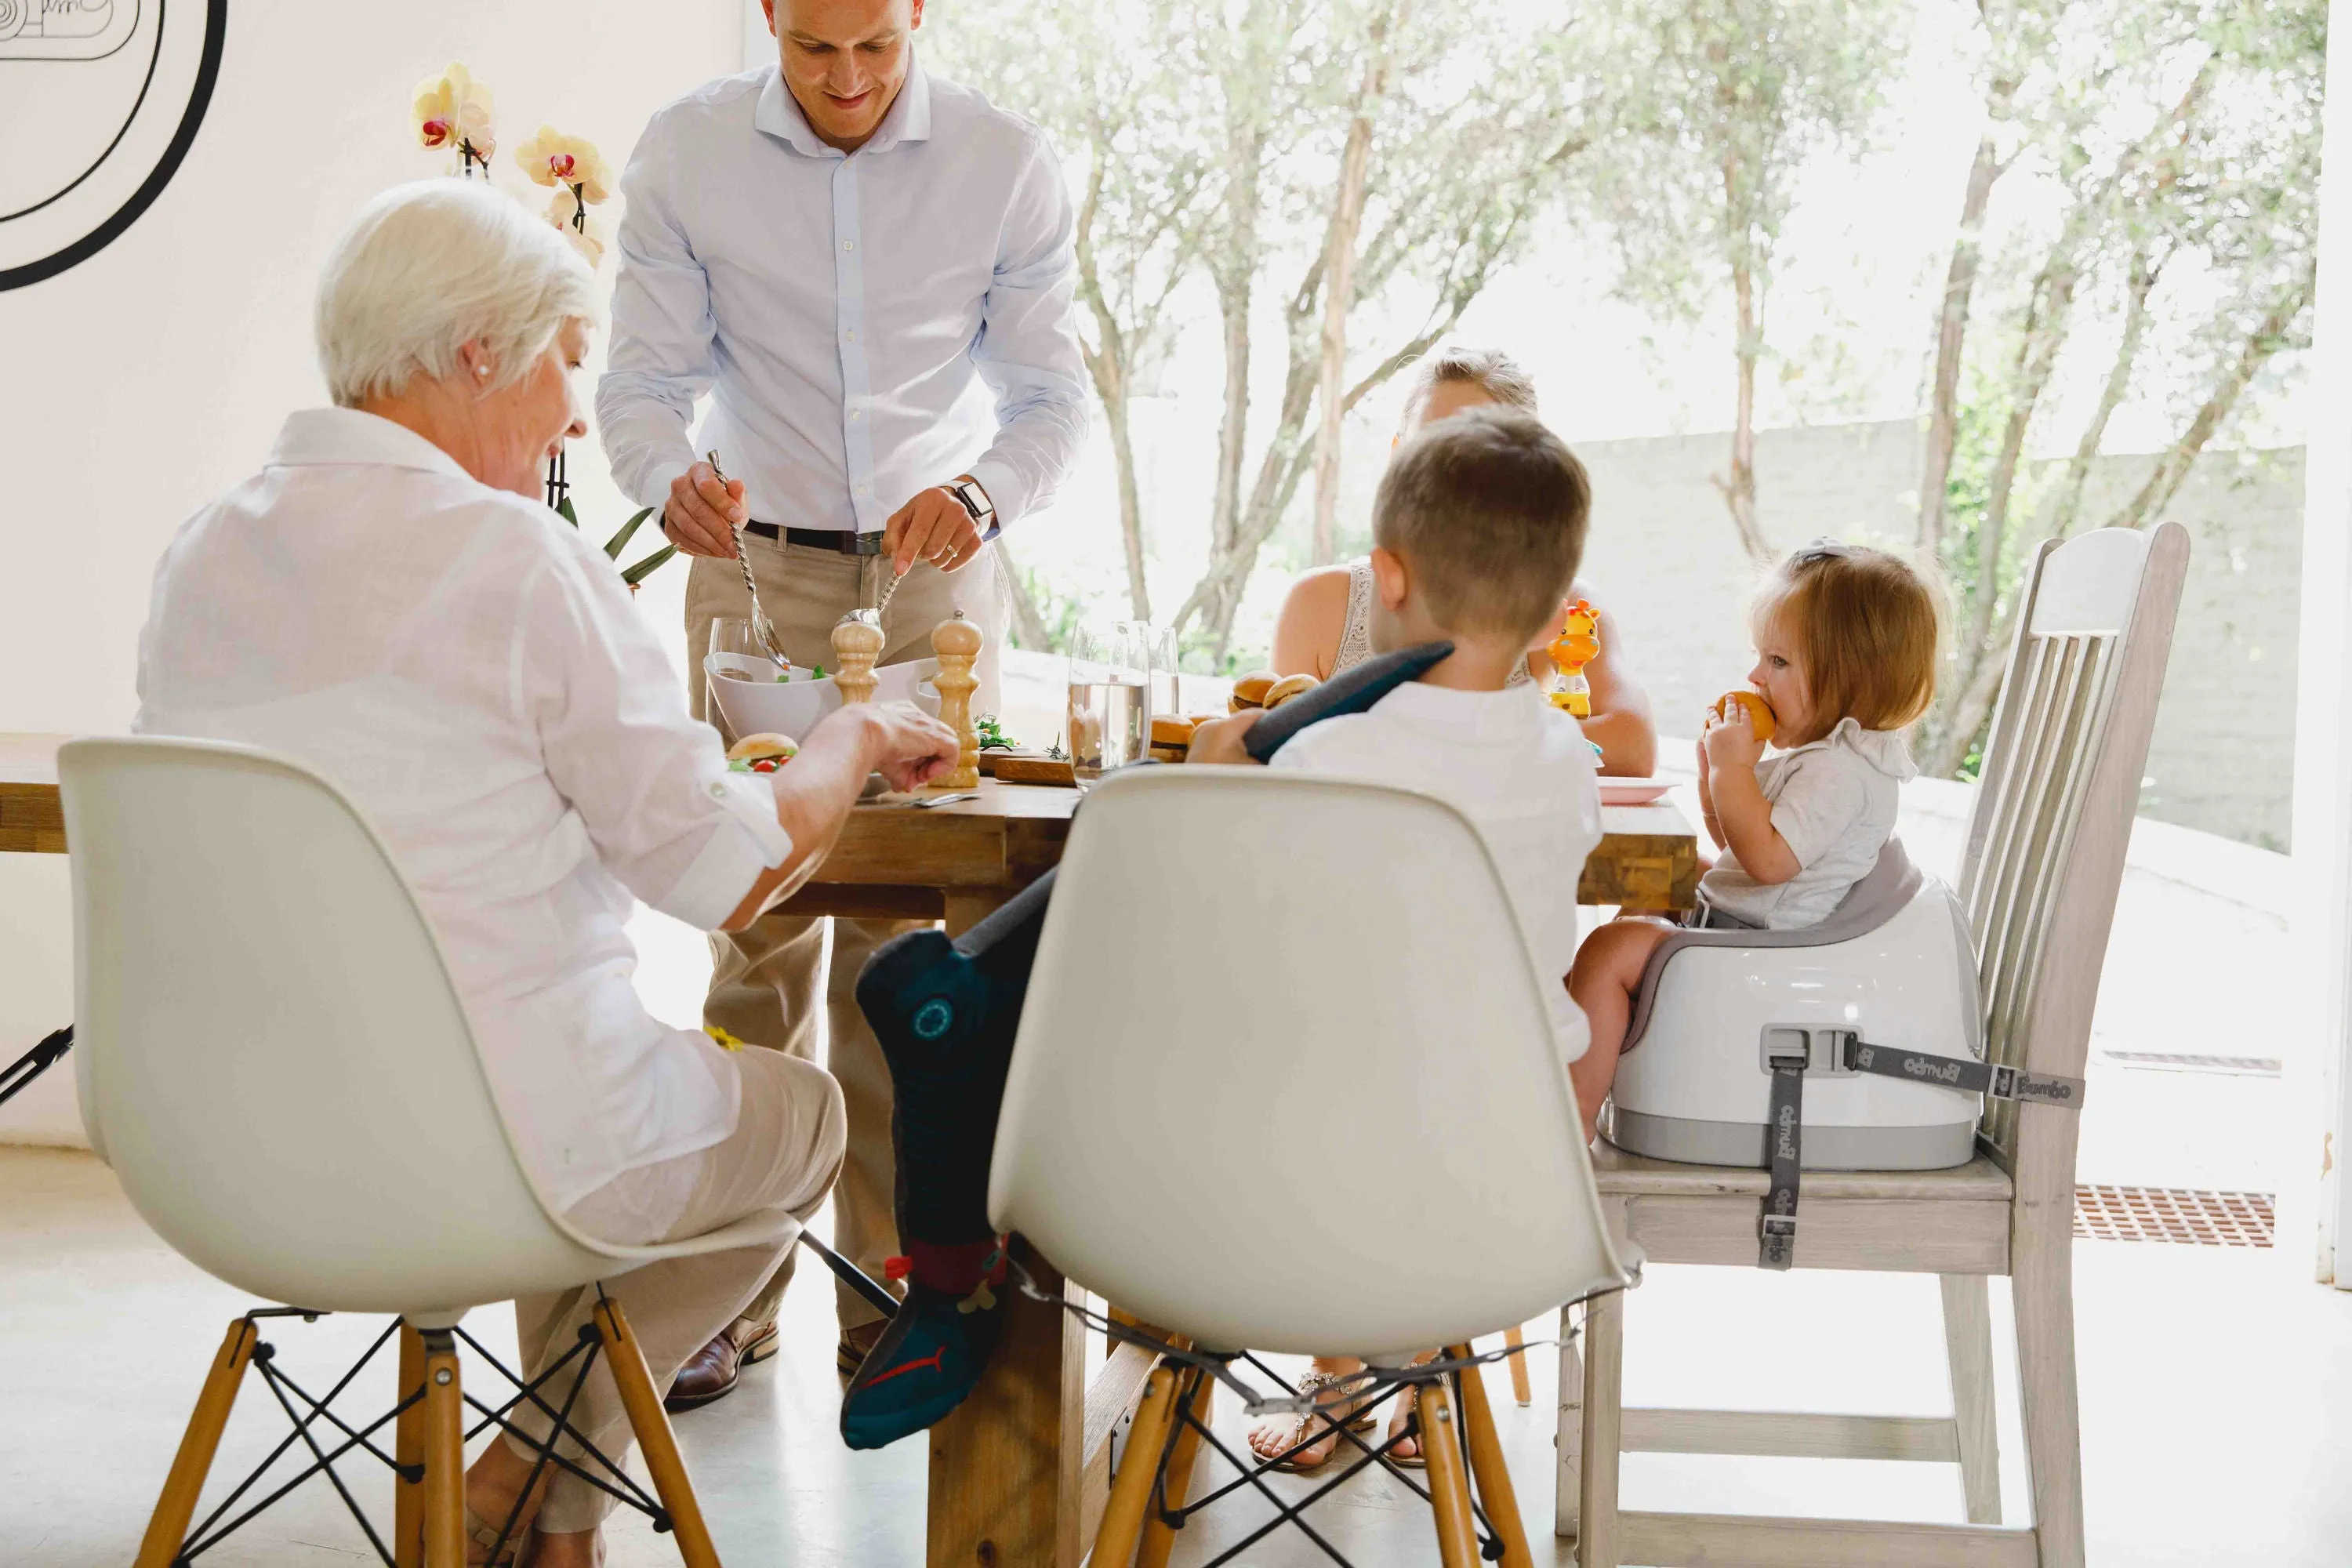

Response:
(314, 179), (598, 408)
(1404, 346), (1540, 416)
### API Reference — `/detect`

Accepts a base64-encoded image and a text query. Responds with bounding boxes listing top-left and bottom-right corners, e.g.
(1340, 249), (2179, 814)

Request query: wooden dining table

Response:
(2, 731), (1698, 1566)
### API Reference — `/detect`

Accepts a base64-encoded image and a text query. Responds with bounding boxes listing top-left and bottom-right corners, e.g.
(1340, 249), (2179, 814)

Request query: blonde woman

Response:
(1271, 347), (1657, 778)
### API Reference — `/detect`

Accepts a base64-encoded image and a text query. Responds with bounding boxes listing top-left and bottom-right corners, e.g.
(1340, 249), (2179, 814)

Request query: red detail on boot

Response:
(907, 1238), (1000, 1297)
(883, 1254), (913, 1282)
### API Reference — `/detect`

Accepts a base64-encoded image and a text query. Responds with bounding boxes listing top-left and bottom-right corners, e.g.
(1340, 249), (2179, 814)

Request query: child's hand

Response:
(1703, 704), (1765, 771)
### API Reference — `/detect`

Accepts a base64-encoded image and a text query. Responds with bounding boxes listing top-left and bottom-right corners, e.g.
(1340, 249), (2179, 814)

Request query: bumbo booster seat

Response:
(1606, 838), (1981, 1169)
(1604, 837), (2084, 1265)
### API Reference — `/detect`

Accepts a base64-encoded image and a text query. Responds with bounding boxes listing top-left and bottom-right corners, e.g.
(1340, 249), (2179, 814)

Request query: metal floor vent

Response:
(2074, 1184), (2274, 1248)
(2099, 1050), (2282, 1076)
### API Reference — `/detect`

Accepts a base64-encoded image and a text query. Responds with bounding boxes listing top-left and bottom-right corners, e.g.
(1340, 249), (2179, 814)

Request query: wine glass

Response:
(1067, 622), (1151, 790)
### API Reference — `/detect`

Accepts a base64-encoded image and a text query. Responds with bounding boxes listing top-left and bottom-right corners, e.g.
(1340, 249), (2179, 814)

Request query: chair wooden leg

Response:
(1090, 1366), (1179, 1568)
(594, 1297), (722, 1568)
(1939, 1274), (2003, 1526)
(134, 1316), (259, 1568)
(1448, 1347), (1533, 1568)
(1555, 1301), (1584, 1539)
(1577, 1291), (1624, 1568)
(1134, 1368), (1214, 1568)
(394, 1323), (426, 1568)
(1503, 1324), (1533, 1406)
(1419, 1380), (1481, 1568)
(2013, 1225), (2086, 1568)
(419, 1330), (466, 1568)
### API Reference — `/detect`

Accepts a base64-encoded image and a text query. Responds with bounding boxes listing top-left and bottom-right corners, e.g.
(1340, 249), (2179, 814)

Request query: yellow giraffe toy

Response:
(1547, 599), (1599, 718)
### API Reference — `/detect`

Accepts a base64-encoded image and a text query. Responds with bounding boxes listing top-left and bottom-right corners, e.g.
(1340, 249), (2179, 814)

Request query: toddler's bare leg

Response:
(1568, 918), (1678, 1144)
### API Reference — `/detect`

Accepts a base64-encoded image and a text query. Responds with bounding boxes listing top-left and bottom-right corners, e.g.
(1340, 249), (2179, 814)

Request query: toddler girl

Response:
(1566, 541), (1941, 1142)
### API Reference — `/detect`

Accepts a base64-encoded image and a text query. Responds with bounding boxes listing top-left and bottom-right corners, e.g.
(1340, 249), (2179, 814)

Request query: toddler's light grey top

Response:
(1700, 718), (1917, 929)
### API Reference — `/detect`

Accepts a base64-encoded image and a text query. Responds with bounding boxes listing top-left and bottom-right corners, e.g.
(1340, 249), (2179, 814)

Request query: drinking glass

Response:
(1134, 622), (1180, 721)
(1067, 622), (1151, 790)
(708, 617), (782, 682)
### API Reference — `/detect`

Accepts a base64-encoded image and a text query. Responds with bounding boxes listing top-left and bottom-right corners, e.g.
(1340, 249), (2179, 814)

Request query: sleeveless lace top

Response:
(1334, 559), (1534, 686)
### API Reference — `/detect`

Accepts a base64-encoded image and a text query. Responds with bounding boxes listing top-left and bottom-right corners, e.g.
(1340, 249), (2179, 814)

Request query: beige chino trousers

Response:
(506, 1047), (847, 1533)
(684, 532), (1006, 1334)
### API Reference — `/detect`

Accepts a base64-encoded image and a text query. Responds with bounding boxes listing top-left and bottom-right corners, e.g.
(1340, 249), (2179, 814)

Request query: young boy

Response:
(842, 409), (1602, 1451)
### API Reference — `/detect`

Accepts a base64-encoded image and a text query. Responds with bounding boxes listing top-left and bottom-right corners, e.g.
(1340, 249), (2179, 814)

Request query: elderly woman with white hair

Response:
(133, 179), (957, 1565)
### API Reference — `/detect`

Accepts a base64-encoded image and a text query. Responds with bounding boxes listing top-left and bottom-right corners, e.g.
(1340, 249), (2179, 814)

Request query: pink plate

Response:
(1599, 779), (1674, 806)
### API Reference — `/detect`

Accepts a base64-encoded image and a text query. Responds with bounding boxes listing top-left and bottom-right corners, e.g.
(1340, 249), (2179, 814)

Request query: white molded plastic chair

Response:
(1564, 523), (2190, 1568)
(987, 765), (1632, 1567)
(64, 736), (788, 1568)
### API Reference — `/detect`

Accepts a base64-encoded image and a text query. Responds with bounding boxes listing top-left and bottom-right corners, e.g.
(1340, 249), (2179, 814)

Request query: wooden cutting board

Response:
(979, 750), (1076, 787)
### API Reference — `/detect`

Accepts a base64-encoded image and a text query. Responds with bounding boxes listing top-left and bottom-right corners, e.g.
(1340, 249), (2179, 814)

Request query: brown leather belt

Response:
(743, 521), (886, 556)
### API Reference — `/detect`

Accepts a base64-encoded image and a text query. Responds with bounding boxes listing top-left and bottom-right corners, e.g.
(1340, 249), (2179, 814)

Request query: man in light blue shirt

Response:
(597, 0), (1087, 1408)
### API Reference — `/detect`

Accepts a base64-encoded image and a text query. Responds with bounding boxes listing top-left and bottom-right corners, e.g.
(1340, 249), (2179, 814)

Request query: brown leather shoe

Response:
(835, 1317), (891, 1382)
(665, 1317), (779, 1413)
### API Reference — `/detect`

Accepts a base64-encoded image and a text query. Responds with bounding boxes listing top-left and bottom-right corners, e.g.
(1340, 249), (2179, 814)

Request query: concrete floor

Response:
(6, 1145), (2352, 1566)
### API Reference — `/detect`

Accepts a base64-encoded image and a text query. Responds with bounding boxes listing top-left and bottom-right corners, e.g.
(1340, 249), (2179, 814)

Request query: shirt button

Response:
(845, 328), (856, 342)
(858, 484), (870, 495)
(844, 240), (855, 252)
(708, 782), (728, 799)
(850, 409), (862, 421)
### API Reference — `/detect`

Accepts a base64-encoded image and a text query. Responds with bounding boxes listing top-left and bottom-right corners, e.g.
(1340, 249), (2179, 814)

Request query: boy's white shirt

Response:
(1700, 717), (1917, 929)
(1269, 680), (1602, 1065)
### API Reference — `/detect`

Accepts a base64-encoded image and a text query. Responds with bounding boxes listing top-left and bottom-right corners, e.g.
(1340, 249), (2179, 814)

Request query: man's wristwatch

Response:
(947, 476), (998, 540)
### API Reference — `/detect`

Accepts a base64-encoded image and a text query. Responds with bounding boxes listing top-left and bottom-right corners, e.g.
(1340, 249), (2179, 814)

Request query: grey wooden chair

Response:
(1560, 521), (2190, 1568)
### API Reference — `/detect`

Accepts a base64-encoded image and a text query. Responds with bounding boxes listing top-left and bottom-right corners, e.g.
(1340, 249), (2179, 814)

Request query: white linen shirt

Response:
(596, 56), (1088, 533)
(1699, 718), (1918, 929)
(134, 408), (793, 1210)
(1271, 681), (1603, 1065)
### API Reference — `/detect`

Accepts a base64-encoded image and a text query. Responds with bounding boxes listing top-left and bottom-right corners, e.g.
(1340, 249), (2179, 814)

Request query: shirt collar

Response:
(268, 408), (477, 485)
(1775, 715), (1921, 781)
(1371, 678), (1554, 744)
(753, 53), (932, 158)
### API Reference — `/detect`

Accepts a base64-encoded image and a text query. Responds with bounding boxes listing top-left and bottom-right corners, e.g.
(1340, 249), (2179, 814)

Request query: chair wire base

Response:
(165, 1297), (666, 1567)
(1010, 1256), (1624, 1567)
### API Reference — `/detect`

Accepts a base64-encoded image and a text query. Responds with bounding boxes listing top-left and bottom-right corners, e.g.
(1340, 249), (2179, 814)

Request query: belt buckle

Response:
(848, 532), (884, 557)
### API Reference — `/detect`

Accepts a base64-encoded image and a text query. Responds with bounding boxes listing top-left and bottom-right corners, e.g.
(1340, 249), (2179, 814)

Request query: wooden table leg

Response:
(927, 1238), (1087, 1567)
(930, 884), (1089, 1568)
(394, 1323), (426, 1568)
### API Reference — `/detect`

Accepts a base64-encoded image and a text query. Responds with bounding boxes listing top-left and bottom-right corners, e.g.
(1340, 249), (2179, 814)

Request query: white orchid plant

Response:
(412, 67), (672, 588)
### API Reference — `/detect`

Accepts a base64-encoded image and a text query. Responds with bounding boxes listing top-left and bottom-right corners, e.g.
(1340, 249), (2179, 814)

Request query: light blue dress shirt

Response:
(597, 57), (1088, 534)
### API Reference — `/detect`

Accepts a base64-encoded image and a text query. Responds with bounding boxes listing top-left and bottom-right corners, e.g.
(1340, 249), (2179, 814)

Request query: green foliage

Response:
(1006, 564), (1089, 655)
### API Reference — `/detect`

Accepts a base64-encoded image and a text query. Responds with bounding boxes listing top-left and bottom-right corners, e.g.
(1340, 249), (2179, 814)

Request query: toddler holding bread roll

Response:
(1565, 542), (1943, 1142)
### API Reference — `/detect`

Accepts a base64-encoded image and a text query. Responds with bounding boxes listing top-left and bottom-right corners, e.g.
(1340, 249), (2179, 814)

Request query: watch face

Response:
(0, 0), (228, 292)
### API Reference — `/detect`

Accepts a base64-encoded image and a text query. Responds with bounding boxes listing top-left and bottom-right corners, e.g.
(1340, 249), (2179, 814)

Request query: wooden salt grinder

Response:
(831, 612), (885, 706)
(931, 611), (984, 789)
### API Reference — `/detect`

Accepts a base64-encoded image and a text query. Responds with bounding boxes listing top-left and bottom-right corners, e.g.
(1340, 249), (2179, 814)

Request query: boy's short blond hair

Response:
(1751, 542), (1942, 733)
(1374, 408), (1591, 645)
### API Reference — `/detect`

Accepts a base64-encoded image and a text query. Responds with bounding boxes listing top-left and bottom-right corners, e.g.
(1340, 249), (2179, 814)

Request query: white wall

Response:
(0, 0), (748, 1144)
(2290, 0), (2352, 1286)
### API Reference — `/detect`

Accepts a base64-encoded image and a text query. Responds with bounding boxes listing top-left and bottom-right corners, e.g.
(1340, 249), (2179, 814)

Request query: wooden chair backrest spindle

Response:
(1955, 524), (2188, 1185)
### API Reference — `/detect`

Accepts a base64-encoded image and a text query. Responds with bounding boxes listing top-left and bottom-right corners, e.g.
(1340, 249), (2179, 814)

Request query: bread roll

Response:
(1261, 673), (1317, 710)
(1228, 670), (1279, 713)
(727, 732), (800, 762)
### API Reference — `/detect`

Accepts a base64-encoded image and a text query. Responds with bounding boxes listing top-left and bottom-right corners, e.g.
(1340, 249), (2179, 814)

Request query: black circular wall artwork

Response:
(0, 0), (227, 292)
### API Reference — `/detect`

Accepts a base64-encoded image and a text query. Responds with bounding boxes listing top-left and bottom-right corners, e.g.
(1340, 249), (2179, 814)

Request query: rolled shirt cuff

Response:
(637, 456), (694, 515)
(964, 457), (1019, 535)
(655, 771), (794, 931)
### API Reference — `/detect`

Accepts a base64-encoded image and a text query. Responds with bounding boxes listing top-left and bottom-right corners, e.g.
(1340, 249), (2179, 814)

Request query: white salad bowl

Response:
(705, 653), (943, 742)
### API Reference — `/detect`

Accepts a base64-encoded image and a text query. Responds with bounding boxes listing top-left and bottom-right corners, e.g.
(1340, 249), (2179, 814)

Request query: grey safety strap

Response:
(1844, 1040), (2086, 1109)
(1759, 1051), (1804, 1271)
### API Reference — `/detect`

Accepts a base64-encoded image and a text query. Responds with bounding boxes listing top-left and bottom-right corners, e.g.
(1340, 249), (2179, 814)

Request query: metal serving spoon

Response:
(706, 451), (788, 665)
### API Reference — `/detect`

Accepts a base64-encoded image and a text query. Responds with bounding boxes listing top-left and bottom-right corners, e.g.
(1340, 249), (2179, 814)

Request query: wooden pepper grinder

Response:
(931, 611), (984, 789)
(831, 612), (885, 706)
